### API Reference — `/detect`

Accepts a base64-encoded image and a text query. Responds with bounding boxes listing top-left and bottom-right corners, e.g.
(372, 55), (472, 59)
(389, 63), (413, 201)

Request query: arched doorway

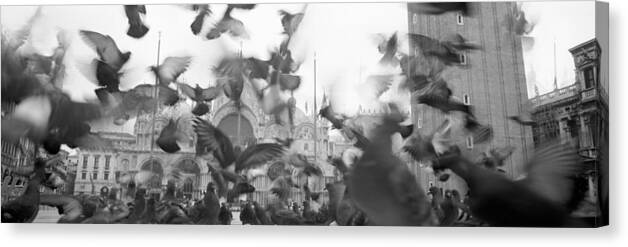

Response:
(141, 158), (164, 199)
(183, 177), (194, 199)
(173, 158), (201, 199)
(217, 113), (255, 147)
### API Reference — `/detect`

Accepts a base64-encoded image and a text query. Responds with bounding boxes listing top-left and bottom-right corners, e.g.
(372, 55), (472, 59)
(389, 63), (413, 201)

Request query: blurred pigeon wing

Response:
(235, 143), (285, 172)
(520, 142), (583, 206)
(193, 117), (236, 168)
(158, 56), (191, 84)
(201, 87), (222, 101)
(79, 30), (125, 68)
(177, 83), (196, 99)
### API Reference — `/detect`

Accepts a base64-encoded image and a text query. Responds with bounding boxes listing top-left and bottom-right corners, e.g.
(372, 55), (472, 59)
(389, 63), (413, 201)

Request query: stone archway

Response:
(212, 102), (259, 144)
(171, 157), (202, 199)
(140, 158), (164, 190)
(174, 158), (201, 175)
(183, 177), (194, 199)
(217, 113), (256, 147)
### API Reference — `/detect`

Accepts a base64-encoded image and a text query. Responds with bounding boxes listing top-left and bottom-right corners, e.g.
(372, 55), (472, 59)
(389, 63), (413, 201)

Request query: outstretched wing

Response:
(177, 83), (197, 99)
(235, 143), (286, 172)
(519, 141), (583, 207)
(201, 86), (222, 101)
(157, 56), (192, 84)
(79, 30), (126, 69)
(192, 117), (235, 168)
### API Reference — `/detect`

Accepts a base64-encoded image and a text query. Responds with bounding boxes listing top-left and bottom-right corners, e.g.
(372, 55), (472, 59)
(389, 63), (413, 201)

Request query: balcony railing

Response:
(581, 88), (597, 102)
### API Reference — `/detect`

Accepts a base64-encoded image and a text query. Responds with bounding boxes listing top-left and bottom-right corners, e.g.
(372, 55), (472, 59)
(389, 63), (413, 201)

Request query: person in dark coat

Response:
(218, 202), (233, 225)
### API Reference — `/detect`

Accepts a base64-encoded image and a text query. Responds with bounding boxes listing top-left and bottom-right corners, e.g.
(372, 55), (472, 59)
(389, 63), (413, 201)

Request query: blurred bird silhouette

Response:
(403, 119), (452, 163)
(408, 33), (479, 66)
(150, 56), (192, 86)
(377, 32), (399, 66)
(1, 158), (47, 223)
(80, 30), (130, 71)
(434, 142), (584, 227)
(478, 146), (516, 171)
(194, 117), (285, 199)
(206, 4), (255, 40)
(189, 4), (211, 35)
(2, 91), (111, 154)
(95, 83), (181, 126)
(408, 2), (473, 16)
(39, 194), (84, 223)
(156, 118), (191, 153)
(506, 4), (536, 36)
(124, 5), (149, 38)
(279, 10), (304, 36)
(349, 110), (436, 226)
(177, 83), (221, 116)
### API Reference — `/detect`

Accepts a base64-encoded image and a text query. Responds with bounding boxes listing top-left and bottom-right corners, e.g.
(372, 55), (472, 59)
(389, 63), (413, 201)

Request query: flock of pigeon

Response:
(1, 3), (587, 227)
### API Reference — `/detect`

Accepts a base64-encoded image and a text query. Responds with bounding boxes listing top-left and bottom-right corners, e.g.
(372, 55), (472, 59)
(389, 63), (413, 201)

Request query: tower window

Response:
(466, 136), (474, 149)
(463, 94), (471, 105)
(417, 117), (422, 128)
(412, 13), (418, 24)
(459, 53), (467, 65)
(584, 67), (595, 89)
(456, 12), (464, 25)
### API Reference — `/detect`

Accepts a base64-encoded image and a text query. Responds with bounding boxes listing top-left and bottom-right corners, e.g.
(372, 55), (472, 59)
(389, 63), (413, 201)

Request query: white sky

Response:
(1, 2), (595, 127)
(521, 1), (595, 96)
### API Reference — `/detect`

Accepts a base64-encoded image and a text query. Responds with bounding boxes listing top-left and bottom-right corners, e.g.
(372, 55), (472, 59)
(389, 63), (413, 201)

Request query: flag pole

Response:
(149, 31), (162, 190)
(313, 52), (317, 165)
(237, 41), (243, 146)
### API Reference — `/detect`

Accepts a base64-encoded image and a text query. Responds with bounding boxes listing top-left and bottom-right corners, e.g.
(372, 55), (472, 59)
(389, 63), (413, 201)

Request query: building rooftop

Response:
(531, 84), (579, 107)
(568, 38), (600, 54)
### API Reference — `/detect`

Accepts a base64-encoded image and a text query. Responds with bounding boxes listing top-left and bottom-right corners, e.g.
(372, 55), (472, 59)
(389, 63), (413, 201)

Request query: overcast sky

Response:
(1, 2), (595, 133)
(521, 1), (595, 96)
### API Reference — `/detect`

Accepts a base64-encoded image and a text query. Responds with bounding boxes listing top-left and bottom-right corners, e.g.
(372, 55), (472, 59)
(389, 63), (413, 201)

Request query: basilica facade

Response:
(74, 80), (340, 206)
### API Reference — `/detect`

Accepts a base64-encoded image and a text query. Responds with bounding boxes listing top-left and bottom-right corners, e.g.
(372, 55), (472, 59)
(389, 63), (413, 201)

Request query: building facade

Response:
(531, 39), (608, 224)
(75, 80), (339, 206)
(1, 102), (38, 202)
(406, 2), (535, 193)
